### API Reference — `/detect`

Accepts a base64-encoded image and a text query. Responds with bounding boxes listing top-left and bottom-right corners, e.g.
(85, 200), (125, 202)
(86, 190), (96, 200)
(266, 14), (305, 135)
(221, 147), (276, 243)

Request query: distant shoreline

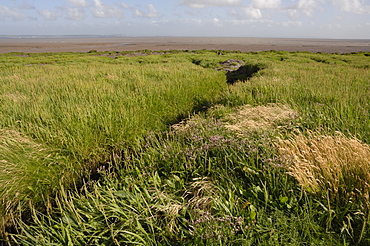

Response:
(1, 36), (369, 54)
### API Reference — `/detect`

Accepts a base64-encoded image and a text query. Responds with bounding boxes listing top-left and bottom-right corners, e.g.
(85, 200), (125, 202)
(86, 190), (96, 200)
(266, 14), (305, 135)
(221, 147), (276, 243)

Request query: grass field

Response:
(0, 49), (369, 245)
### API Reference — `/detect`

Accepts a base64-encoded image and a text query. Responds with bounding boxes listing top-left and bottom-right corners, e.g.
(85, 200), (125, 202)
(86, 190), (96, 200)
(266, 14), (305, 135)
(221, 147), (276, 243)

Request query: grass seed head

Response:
(185, 177), (217, 211)
(278, 131), (370, 205)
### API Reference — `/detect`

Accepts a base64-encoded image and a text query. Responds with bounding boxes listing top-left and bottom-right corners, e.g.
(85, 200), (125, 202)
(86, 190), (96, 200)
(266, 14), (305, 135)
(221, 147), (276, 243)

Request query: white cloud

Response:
(231, 5), (263, 19)
(241, 6), (263, 19)
(226, 18), (273, 25)
(120, 2), (130, 9)
(150, 20), (159, 26)
(135, 9), (144, 17)
(281, 20), (302, 27)
(252, 0), (281, 9)
(213, 17), (223, 26)
(297, 0), (320, 16)
(134, 4), (159, 18)
(91, 0), (123, 18)
(331, 0), (370, 14)
(181, 0), (241, 8)
(150, 19), (169, 27)
(0, 5), (28, 21)
(65, 7), (85, 20)
(287, 9), (299, 18)
(286, 0), (321, 18)
(147, 4), (158, 18)
(39, 9), (61, 20)
(67, 0), (88, 8)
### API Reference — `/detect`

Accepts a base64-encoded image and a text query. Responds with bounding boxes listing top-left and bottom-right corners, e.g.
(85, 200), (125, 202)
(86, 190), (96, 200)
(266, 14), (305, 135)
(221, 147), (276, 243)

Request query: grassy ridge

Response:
(1, 56), (226, 154)
(0, 52), (226, 234)
(0, 50), (370, 244)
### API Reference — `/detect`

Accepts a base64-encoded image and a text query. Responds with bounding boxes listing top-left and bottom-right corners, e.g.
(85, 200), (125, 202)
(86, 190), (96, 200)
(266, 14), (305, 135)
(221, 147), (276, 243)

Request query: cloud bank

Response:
(0, 0), (369, 38)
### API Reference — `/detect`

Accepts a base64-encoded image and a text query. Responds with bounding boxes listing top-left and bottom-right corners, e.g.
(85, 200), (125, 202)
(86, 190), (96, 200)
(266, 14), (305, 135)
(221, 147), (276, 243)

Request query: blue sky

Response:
(1, 0), (369, 38)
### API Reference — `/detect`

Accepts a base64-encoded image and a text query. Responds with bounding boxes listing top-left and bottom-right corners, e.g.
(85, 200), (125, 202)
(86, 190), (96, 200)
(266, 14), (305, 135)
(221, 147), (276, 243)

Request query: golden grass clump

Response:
(224, 103), (298, 132)
(278, 131), (370, 205)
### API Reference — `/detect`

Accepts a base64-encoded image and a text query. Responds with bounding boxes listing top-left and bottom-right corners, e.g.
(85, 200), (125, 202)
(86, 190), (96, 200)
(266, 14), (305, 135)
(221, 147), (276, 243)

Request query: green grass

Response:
(0, 50), (369, 245)
(0, 52), (226, 234)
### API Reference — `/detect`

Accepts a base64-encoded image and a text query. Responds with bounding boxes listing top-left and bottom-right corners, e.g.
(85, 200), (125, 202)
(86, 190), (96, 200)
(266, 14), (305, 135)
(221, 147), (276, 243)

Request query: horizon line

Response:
(1, 34), (370, 41)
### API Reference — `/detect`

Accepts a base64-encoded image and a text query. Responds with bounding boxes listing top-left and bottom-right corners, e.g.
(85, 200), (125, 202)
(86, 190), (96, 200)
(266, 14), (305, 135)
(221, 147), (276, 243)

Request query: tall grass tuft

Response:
(278, 131), (370, 243)
(0, 129), (74, 234)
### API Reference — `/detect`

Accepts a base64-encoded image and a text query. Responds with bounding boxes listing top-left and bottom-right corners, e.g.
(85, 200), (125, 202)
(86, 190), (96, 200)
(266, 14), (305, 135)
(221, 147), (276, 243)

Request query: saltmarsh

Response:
(0, 50), (369, 245)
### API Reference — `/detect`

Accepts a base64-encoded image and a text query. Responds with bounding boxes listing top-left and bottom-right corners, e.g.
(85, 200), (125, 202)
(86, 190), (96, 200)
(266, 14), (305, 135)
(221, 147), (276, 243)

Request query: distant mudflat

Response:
(1, 36), (369, 54)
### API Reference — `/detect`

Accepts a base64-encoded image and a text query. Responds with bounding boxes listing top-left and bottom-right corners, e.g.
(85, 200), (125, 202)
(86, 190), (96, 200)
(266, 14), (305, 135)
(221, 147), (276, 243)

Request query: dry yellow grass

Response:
(171, 103), (298, 134)
(278, 131), (370, 205)
(224, 103), (298, 132)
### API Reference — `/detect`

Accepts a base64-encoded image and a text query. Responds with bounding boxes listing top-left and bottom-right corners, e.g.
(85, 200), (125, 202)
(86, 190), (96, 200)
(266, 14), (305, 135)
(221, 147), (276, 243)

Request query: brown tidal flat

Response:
(0, 37), (369, 54)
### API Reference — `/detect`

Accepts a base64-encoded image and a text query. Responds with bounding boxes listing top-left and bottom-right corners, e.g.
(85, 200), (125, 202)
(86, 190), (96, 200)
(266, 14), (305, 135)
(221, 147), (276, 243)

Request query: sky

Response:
(0, 0), (370, 39)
